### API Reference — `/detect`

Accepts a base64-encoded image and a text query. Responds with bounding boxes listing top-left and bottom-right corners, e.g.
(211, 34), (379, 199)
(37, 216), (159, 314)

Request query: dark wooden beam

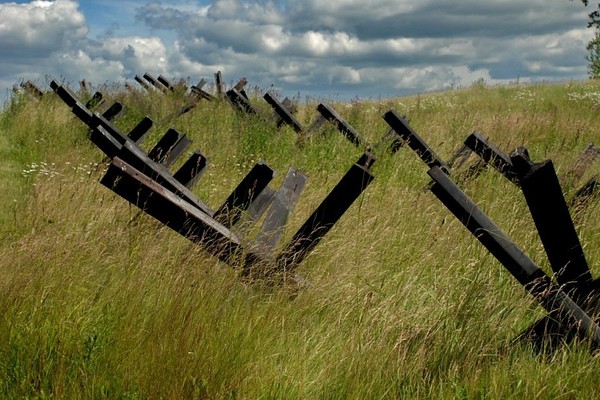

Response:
(277, 152), (375, 271)
(214, 161), (275, 227)
(510, 148), (592, 289)
(264, 92), (304, 133)
(173, 151), (208, 190)
(464, 132), (518, 184)
(317, 103), (365, 147)
(383, 110), (449, 172)
(100, 157), (266, 271)
(427, 165), (600, 348)
(255, 167), (307, 255)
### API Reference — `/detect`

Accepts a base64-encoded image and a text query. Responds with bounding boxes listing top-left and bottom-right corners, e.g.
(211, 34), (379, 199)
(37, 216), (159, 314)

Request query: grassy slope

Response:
(0, 80), (599, 399)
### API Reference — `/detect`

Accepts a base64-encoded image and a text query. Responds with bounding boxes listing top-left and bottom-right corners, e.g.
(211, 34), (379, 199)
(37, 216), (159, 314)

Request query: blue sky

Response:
(0, 0), (595, 102)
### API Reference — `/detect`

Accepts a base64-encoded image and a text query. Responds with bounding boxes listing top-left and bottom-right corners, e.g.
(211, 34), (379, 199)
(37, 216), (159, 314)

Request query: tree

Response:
(576, 0), (600, 78)
(586, 32), (600, 78)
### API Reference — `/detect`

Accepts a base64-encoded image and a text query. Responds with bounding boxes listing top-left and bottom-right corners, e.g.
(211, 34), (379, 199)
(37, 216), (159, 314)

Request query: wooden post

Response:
(214, 161), (275, 228)
(101, 157), (266, 271)
(264, 92), (304, 133)
(135, 75), (152, 92)
(277, 152), (375, 271)
(510, 148), (592, 289)
(255, 167), (307, 255)
(127, 117), (153, 144)
(227, 88), (257, 114)
(317, 103), (365, 147)
(109, 137), (214, 216)
(79, 79), (90, 93)
(143, 73), (168, 93)
(383, 110), (449, 172)
(20, 81), (43, 97)
(571, 175), (599, 208)
(304, 115), (327, 135)
(85, 91), (104, 109)
(157, 75), (175, 92)
(173, 151), (208, 190)
(147, 128), (191, 167)
(101, 102), (123, 121)
(215, 71), (225, 96)
(464, 132), (518, 184)
(427, 165), (600, 349)
(565, 142), (600, 183)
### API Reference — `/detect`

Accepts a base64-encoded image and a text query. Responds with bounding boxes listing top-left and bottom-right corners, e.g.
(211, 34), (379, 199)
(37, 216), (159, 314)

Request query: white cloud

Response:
(0, 0), (595, 102)
(0, 0), (87, 57)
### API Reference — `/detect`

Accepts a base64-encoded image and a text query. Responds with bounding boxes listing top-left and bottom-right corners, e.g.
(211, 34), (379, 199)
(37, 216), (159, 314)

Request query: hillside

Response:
(0, 79), (599, 399)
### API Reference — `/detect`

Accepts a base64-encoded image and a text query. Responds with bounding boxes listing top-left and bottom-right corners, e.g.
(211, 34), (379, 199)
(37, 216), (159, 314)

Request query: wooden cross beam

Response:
(317, 103), (366, 147)
(101, 157), (267, 273)
(383, 110), (449, 172)
(264, 92), (304, 133)
(143, 73), (169, 93)
(277, 152), (375, 271)
(148, 128), (191, 168)
(427, 165), (600, 350)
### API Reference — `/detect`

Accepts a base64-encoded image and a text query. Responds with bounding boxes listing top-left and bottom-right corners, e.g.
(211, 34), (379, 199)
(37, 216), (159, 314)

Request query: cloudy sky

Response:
(0, 0), (595, 102)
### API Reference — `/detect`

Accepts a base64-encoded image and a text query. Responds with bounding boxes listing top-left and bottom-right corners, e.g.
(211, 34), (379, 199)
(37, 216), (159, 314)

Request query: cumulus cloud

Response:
(0, 0), (595, 101)
(0, 0), (87, 58)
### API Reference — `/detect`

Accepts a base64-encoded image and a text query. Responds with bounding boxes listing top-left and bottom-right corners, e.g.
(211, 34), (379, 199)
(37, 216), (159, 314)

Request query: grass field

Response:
(0, 79), (599, 399)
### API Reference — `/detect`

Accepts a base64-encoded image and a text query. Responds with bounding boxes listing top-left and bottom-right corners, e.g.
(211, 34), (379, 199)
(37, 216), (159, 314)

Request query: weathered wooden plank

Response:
(356, 152), (376, 169)
(227, 88), (257, 114)
(51, 80), (79, 108)
(215, 71), (225, 95)
(79, 79), (90, 93)
(264, 92), (304, 133)
(234, 77), (248, 91)
(109, 137), (214, 216)
(566, 142), (600, 183)
(173, 151), (207, 189)
(247, 188), (277, 221)
(100, 157), (265, 271)
(157, 74), (175, 91)
(304, 114), (327, 135)
(135, 75), (152, 92)
(85, 91), (104, 109)
(572, 175), (598, 206)
(51, 82), (128, 151)
(147, 128), (191, 167)
(464, 132), (518, 184)
(190, 85), (214, 101)
(255, 167), (307, 255)
(214, 161), (275, 227)
(143, 73), (168, 93)
(317, 103), (365, 147)
(89, 126), (123, 159)
(446, 144), (473, 170)
(277, 152), (375, 271)
(21, 81), (43, 97)
(383, 110), (449, 172)
(510, 148), (592, 289)
(427, 165), (600, 348)
(101, 102), (123, 121)
(127, 116), (153, 144)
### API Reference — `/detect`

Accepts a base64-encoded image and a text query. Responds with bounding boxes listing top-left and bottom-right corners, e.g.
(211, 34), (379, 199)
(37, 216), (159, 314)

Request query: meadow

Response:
(0, 78), (599, 399)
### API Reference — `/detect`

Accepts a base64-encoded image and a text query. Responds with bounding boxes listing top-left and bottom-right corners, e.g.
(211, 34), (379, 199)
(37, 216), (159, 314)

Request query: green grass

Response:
(0, 80), (599, 398)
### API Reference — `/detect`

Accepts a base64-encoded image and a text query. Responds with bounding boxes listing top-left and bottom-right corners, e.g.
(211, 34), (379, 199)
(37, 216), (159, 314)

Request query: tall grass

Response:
(0, 80), (599, 398)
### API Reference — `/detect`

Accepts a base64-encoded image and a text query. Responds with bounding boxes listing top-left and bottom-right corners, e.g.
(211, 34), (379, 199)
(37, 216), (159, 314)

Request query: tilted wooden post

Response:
(317, 103), (366, 147)
(383, 110), (449, 172)
(427, 166), (600, 349)
(277, 152), (375, 271)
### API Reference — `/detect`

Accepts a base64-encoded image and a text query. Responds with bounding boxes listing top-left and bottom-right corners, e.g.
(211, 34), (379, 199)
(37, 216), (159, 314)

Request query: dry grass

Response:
(0, 80), (599, 398)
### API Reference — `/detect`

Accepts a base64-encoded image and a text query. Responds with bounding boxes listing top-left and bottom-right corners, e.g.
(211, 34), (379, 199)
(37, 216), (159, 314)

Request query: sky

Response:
(0, 0), (595, 102)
